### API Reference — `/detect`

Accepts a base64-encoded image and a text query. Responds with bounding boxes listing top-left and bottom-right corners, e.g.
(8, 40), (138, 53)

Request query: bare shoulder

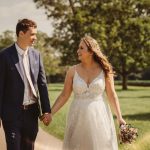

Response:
(66, 65), (77, 78)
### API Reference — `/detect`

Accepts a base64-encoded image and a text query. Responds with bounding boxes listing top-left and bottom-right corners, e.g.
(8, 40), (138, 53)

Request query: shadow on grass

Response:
(118, 96), (150, 99)
(116, 88), (148, 92)
(123, 113), (150, 121)
(139, 96), (150, 98)
(48, 89), (62, 92)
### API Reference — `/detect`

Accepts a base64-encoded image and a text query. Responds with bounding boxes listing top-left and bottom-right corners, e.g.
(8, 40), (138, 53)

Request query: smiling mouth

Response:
(31, 41), (35, 44)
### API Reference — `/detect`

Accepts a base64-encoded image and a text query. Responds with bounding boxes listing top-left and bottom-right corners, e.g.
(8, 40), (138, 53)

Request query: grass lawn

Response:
(40, 84), (150, 150)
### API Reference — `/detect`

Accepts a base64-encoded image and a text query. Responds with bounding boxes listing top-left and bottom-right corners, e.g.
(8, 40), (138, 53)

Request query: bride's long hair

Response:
(81, 35), (113, 77)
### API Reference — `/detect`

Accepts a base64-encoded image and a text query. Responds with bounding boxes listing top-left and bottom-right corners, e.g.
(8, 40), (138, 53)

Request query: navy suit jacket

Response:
(0, 44), (51, 122)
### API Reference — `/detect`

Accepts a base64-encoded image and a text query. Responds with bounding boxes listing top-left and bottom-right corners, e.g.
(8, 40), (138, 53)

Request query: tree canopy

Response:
(34, 0), (150, 89)
(0, 30), (14, 50)
(35, 31), (62, 76)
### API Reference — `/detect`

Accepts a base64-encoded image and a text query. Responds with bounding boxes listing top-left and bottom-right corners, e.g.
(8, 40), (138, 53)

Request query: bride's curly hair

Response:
(81, 35), (113, 77)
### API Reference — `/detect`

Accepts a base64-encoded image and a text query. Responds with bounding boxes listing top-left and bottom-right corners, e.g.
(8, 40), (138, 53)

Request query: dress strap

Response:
(74, 65), (77, 73)
(73, 65), (78, 80)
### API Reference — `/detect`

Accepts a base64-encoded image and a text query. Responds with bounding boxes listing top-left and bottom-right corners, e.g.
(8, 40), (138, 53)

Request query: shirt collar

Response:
(15, 43), (29, 56)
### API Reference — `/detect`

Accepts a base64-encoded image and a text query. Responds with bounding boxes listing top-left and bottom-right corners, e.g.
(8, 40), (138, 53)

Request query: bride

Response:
(51, 35), (126, 150)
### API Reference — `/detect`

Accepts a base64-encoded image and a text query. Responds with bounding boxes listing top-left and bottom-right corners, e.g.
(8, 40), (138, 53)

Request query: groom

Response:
(0, 19), (52, 150)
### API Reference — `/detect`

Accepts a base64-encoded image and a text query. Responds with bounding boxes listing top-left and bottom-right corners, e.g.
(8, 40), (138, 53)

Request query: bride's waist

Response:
(74, 94), (103, 100)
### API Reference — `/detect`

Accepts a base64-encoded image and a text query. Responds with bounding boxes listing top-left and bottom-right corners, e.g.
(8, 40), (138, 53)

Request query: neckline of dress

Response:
(75, 70), (103, 88)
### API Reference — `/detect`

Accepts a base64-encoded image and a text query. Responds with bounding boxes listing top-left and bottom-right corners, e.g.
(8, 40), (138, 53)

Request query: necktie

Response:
(22, 53), (37, 97)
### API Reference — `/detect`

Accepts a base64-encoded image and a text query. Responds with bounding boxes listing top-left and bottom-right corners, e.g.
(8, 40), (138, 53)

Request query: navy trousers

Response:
(2, 104), (39, 150)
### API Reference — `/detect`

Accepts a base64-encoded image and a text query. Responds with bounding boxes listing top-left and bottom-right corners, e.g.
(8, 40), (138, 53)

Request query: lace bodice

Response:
(73, 70), (105, 99)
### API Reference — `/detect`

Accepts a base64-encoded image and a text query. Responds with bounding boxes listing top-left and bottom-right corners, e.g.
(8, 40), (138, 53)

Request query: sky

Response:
(0, 0), (53, 36)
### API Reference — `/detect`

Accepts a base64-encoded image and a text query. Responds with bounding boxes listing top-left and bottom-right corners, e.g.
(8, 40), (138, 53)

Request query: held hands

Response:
(40, 113), (52, 126)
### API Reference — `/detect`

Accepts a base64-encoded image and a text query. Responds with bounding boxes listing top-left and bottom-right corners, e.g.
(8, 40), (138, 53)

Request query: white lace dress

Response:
(63, 70), (118, 150)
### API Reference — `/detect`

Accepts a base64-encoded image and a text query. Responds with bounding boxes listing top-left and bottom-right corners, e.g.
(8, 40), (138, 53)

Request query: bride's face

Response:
(77, 40), (93, 61)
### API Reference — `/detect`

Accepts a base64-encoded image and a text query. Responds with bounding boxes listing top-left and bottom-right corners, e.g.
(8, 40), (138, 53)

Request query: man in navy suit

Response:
(0, 19), (52, 150)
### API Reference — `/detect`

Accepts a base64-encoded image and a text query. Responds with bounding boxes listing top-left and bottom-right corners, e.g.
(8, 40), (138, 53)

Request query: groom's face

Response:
(20, 27), (37, 47)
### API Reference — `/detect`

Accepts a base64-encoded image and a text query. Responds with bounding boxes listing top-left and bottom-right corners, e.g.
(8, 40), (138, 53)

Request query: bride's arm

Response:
(51, 67), (74, 115)
(105, 73), (126, 125)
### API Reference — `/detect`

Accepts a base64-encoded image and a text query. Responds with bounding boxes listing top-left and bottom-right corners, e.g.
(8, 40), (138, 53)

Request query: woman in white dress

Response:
(51, 35), (126, 150)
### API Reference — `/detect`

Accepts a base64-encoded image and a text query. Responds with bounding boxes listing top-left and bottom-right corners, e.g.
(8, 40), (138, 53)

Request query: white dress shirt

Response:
(15, 43), (36, 105)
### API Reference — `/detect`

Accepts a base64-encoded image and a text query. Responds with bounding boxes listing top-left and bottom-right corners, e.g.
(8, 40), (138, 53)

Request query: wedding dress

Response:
(63, 69), (118, 150)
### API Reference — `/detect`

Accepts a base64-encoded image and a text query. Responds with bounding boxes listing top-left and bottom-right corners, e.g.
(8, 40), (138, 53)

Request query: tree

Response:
(33, 0), (150, 89)
(0, 30), (15, 51)
(101, 0), (150, 89)
(35, 31), (63, 77)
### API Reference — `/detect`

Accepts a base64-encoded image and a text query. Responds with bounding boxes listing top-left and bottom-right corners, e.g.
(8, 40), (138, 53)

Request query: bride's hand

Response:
(117, 117), (126, 126)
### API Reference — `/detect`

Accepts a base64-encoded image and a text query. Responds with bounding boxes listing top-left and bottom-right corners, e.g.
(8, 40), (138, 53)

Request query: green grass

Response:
(40, 84), (150, 150)
(127, 133), (150, 150)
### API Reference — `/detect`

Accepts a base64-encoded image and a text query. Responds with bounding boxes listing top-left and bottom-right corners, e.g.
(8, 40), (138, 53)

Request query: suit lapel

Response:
(10, 44), (24, 81)
(28, 48), (36, 84)
(10, 45), (38, 88)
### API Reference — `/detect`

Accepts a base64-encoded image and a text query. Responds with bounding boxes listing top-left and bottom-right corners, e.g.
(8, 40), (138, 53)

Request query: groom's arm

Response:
(37, 52), (51, 114)
(37, 52), (52, 125)
(0, 51), (6, 127)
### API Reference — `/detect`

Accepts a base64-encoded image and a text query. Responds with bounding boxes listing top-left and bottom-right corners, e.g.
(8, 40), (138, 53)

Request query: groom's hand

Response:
(40, 113), (52, 126)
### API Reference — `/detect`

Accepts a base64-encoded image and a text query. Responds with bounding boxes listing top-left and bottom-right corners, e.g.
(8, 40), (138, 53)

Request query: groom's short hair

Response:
(16, 18), (37, 37)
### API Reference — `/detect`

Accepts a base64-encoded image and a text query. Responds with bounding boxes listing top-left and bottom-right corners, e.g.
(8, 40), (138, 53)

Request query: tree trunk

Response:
(122, 73), (128, 90)
(68, 0), (76, 15)
(121, 57), (128, 90)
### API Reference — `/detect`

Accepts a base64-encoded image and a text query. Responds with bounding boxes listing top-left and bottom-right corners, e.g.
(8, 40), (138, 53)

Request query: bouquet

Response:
(119, 124), (138, 144)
